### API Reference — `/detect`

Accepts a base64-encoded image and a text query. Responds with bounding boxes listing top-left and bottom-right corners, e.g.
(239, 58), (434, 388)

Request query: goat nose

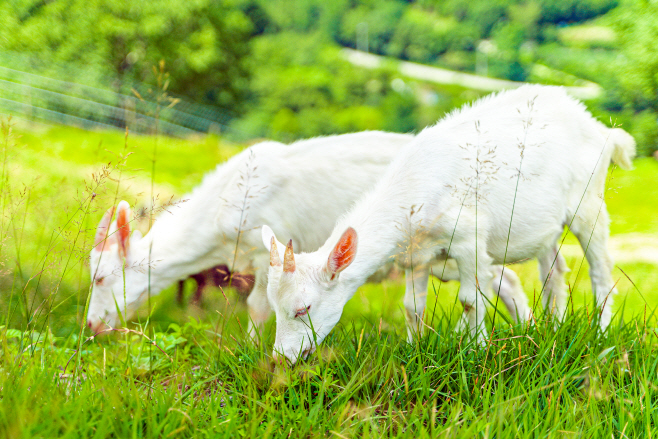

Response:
(87, 320), (106, 335)
(272, 351), (295, 367)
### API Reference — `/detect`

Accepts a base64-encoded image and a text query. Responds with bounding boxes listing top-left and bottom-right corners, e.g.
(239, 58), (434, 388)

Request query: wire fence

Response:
(0, 56), (237, 137)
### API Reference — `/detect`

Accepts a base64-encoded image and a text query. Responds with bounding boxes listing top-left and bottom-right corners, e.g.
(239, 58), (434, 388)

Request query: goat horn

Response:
(270, 236), (281, 267)
(283, 239), (295, 273)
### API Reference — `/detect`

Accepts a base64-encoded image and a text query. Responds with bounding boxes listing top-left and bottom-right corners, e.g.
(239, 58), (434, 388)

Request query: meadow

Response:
(1, 119), (657, 437)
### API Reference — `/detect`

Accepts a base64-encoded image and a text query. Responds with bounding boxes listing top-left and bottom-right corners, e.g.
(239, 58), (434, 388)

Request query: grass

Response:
(0, 119), (657, 437)
(3, 309), (658, 437)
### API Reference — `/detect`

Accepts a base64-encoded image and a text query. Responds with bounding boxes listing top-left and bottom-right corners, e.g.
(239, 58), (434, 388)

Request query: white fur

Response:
(87, 131), (414, 331)
(264, 85), (636, 363)
(87, 129), (532, 334)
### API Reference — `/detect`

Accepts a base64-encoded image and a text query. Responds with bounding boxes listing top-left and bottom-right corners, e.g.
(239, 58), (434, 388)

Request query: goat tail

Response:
(607, 127), (636, 170)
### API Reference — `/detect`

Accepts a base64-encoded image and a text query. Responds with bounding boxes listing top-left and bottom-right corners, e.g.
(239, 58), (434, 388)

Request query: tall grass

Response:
(0, 97), (656, 436)
(1, 309), (657, 437)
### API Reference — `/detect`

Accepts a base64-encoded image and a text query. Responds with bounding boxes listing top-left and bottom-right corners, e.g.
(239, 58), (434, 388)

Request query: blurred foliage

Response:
(0, 0), (656, 154)
(338, 1), (405, 54)
(230, 32), (420, 140)
(489, 22), (531, 81)
(0, 0), (252, 110)
(234, 0), (655, 153)
(385, 8), (459, 62)
(605, 0), (658, 156)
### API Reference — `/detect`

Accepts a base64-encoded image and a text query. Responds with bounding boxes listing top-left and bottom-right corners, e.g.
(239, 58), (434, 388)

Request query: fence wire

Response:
(0, 59), (236, 137)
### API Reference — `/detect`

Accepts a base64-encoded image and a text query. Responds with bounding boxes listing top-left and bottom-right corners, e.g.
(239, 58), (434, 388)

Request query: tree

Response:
(0, 0), (253, 110)
(610, 0), (658, 155)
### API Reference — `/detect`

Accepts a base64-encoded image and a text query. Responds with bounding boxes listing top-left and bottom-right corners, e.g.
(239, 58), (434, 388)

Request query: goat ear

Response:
(116, 201), (132, 260)
(94, 206), (117, 252)
(261, 225), (286, 264)
(325, 227), (357, 280)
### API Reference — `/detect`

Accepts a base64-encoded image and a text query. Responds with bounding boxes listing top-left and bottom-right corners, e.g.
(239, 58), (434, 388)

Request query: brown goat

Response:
(176, 264), (255, 304)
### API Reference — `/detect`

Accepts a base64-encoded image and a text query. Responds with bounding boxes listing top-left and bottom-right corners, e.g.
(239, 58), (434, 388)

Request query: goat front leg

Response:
(454, 246), (493, 345)
(403, 265), (429, 342)
(491, 265), (532, 323)
(246, 269), (271, 341)
(177, 279), (186, 304)
(538, 245), (570, 325)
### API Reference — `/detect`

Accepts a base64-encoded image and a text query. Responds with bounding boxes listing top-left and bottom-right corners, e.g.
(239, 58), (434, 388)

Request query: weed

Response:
(0, 109), (655, 436)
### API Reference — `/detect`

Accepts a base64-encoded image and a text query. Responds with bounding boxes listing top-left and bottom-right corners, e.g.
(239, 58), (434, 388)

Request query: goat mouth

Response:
(87, 320), (111, 335)
(271, 345), (317, 366)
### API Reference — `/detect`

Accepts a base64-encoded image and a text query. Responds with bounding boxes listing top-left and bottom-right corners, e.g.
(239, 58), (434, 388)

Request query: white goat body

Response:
(87, 132), (413, 330)
(263, 85), (636, 362)
(89, 131), (529, 332)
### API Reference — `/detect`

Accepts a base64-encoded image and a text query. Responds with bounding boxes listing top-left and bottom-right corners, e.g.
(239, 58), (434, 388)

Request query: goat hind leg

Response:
(491, 265), (532, 323)
(191, 274), (206, 304)
(570, 206), (616, 331)
(538, 246), (570, 325)
(403, 266), (429, 342)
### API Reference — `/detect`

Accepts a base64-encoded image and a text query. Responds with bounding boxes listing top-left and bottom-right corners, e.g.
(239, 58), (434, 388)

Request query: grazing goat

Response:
(262, 85), (636, 363)
(87, 132), (410, 332)
(87, 131), (528, 334)
(176, 264), (255, 304)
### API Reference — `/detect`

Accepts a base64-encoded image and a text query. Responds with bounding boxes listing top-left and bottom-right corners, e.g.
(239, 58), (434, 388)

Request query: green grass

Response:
(1, 120), (657, 437)
(3, 309), (658, 437)
(607, 158), (658, 235)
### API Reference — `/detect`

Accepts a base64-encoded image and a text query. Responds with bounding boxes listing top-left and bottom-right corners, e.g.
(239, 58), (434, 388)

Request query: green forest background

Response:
(1, 0), (657, 155)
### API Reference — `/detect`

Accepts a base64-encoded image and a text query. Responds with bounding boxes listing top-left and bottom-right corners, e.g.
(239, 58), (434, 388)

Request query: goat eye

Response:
(95, 277), (105, 285)
(294, 305), (311, 318)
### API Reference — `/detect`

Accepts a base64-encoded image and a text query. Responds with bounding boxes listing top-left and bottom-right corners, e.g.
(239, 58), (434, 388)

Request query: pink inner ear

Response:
(116, 205), (131, 258)
(328, 227), (357, 277)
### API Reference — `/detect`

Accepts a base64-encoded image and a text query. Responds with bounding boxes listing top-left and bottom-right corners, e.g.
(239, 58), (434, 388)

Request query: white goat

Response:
(262, 85), (636, 363)
(86, 131), (529, 333)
